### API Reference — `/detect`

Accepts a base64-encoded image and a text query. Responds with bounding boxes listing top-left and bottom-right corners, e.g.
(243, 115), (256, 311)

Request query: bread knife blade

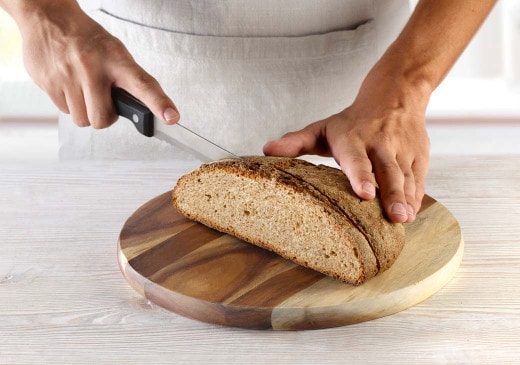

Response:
(111, 87), (239, 161)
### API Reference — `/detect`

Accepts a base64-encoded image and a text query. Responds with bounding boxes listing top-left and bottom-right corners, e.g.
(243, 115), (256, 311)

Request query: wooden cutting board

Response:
(118, 191), (463, 330)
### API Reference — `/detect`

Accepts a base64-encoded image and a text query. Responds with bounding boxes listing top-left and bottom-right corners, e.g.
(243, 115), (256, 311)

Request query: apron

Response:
(60, 0), (412, 160)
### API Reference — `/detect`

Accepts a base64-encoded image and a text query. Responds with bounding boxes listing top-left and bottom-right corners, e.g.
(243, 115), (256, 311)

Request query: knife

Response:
(111, 87), (239, 161)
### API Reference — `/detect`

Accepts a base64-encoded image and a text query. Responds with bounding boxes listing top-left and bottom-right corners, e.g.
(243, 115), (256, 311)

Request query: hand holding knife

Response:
(111, 87), (239, 161)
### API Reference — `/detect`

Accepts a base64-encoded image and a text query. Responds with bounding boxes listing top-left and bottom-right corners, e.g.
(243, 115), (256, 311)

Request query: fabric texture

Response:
(59, 1), (411, 160)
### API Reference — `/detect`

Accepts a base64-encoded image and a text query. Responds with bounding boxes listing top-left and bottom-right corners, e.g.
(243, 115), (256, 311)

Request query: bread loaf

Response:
(172, 157), (405, 285)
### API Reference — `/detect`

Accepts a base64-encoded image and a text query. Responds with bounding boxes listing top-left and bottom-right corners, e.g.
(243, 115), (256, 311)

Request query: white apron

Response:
(60, 0), (412, 160)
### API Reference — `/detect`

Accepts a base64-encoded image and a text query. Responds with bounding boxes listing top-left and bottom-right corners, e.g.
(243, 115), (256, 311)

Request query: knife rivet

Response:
(132, 114), (139, 124)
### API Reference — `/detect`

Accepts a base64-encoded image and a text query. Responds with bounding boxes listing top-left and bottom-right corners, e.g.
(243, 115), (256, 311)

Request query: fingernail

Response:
(163, 107), (179, 123)
(391, 203), (408, 219)
(362, 181), (376, 197)
(406, 204), (415, 217)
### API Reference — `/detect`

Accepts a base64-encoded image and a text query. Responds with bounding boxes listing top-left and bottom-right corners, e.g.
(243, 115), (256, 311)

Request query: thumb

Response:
(263, 122), (325, 157)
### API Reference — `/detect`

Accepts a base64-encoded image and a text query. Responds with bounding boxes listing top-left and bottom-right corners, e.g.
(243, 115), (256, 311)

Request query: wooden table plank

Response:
(0, 156), (519, 364)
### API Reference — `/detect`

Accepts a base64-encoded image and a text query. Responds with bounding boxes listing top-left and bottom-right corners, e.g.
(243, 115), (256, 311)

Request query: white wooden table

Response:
(1, 156), (519, 364)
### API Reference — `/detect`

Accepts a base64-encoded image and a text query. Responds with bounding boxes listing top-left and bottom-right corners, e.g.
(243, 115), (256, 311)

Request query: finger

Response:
(333, 141), (376, 201)
(372, 154), (408, 223)
(411, 157), (429, 215)
(263, 122), (326, 157)
(64, 88), (90, 127)
(47, 89), (70, 115)
(113, 64), (180, 125)
(83, 78), (117, 129)
(401, 166), (417, 223)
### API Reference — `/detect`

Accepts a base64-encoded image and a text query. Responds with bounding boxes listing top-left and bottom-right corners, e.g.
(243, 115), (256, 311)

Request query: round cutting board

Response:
(118, 191), (463, 330)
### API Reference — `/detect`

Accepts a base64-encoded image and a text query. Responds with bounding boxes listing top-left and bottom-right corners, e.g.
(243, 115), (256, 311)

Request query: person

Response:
(0, 0), (497, 224)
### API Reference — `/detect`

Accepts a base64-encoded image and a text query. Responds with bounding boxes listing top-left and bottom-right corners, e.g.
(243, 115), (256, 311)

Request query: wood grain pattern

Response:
(1, 157), (519, 364)
(118, 191), (463, 330)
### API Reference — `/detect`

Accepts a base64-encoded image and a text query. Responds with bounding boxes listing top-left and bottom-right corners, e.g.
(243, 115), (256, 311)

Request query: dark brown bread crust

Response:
(271, 158), (404, 271)
(172, 157), (405, 284)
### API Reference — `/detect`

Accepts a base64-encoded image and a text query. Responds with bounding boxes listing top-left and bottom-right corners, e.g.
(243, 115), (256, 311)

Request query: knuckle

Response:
(73, 119), (90, 128)
(58, 106), (70, 114)
(70, 110), (90, 128)
(89, 110), (116, 129)
(376, 129), (394, 147)
(151, 94), (171, 109)
(343, 156), (373, 180)
(404, 186), (416, 204)
(412, 158), (430, 176)
(39, 79), (55, 93)
(89, 119), (105, 129)
(133, 72), (159, 91)
(378, 160), (400, 177)
(338, 127), (362, 146)
(404, 192), (416, 205)
(281, 131), (298, 139)
(99, 37), (130, 62)
(72, 49), (94, 70)
(381, 187), (403, 201)
(55, 59), (74, 80)
(50, 95), (69, 114)
(376, 174), (405, 203)
(74, 35), (125, 65)
(348, 155), (370, 168)
(415, 184), (426, 202)
(423, 135), (431, 151)
(402, 168), (414, 179)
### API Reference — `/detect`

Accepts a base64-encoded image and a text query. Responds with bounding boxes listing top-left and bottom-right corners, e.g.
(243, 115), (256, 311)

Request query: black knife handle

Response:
(111, 87), (154, 137)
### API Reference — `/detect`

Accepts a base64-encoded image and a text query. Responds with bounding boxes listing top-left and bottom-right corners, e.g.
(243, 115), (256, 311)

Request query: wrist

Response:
(355, 53), (434, 117)
(387, 42), (442, 95)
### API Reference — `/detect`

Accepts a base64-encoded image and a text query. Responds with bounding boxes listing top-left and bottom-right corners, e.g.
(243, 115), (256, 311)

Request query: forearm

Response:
(0, 0), (82, 33)
(1, 0), (178, 128)
(379, 0), (497, 94)
(0, 0), (78, 16)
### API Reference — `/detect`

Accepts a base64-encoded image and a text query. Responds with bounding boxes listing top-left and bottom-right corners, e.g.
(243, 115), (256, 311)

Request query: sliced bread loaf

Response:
(172, 157), (405, 285)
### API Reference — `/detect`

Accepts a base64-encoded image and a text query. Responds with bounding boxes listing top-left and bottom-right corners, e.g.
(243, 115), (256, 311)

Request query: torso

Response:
(60, 1), (411, 160)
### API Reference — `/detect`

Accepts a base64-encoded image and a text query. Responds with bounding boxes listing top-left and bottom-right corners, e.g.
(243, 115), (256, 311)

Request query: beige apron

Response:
(60, 0), (412, 160)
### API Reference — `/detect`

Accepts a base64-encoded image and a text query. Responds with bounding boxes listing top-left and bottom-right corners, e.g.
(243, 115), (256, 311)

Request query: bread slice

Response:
(172, 157), (405, 285)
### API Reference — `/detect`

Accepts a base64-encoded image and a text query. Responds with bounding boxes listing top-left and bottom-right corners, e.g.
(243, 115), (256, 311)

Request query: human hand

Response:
(263, 61), (431, 224)
(11, 0), (179, 128)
